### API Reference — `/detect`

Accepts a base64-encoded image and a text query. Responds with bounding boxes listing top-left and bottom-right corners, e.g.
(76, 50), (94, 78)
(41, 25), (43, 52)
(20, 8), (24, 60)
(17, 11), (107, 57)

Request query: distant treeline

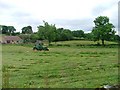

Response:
(0, 16), (120, 45)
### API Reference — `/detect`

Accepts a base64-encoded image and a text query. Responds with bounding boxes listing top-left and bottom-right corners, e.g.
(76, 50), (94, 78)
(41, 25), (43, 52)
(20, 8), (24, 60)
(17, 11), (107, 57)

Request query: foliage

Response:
(84, 33), (93, 40)
(92, 16), (116, 45)
(72, 30), (84, 38)
(54, 28), (64, 41)
(61, 29), (73, 40)
(37, 21), (56, 44)
(112, 35), (120, 42)
(0, 25), (16, 35)
(1, 15), (119, 43)
(12, 32), (20, 36)
(7, 26), (16, 35)
(1, 25), (8, 34)
(19, 34), (31, 43)
(30, 33), (39, 43)
(54, 28), (73, 41)
(21, 26), (33, 34)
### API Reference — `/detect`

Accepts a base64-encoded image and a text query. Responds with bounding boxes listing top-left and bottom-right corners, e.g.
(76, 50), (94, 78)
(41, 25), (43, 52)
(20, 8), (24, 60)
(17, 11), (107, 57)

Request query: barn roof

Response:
(2, 36), (22, 41)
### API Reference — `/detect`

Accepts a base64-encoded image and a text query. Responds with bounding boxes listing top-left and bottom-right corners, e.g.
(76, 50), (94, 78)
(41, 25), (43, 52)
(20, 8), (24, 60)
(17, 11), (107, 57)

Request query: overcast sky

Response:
(0, 0), (119, 33)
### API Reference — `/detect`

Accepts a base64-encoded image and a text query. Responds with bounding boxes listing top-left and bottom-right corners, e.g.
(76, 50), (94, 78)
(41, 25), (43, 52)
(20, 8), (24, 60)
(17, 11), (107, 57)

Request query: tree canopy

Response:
(21, 26), (33, 34)
(7, 26), (16, 35)
(0, 16), (118, 44)
(72, 30), (84, 38)
(0, 25), (16, 35)
(37, 21), (56, 44)
(92, 16), (115, 45)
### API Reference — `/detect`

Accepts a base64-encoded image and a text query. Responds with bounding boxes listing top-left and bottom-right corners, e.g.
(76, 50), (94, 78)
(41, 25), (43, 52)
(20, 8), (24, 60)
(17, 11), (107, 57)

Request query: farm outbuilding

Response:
(0, 36), (23, 44)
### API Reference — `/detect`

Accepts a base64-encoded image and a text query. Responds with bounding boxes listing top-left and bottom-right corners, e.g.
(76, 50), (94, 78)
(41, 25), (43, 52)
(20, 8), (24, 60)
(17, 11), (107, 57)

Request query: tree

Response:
(30, 33), (39, 43)
(72, 30), (84, 38)
(92, 16), (115, 46)
(55, 28), (64, 41)
(37, 21), (56, 45)
(113, 35), (120, 42)
(54, 28), (73, 41)
(61, 29), (73, 41)
(12, 32), (20, 36)
(7, 26), (16, 35)
(21, 26), (33, 34)
(1, 25), (8, 34)
(0, 25), (16, 35)
(84, 33), (93, 41)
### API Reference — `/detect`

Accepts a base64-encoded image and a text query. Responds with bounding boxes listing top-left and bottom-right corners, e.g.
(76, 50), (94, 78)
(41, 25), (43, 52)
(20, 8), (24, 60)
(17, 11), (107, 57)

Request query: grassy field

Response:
(2, 40), (119, 88)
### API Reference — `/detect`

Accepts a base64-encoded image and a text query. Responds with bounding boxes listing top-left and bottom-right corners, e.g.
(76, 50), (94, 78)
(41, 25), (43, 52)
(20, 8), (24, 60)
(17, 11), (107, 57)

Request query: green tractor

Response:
(33, 43), (49, 51)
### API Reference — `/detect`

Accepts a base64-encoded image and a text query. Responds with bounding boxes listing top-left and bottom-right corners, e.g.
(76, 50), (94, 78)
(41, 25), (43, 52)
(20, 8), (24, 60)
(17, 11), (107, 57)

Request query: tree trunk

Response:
(102, 39), (105, 46)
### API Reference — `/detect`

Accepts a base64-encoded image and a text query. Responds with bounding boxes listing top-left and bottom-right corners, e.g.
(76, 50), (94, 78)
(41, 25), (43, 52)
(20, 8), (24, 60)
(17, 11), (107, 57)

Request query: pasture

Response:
(2, 40), (119, 88)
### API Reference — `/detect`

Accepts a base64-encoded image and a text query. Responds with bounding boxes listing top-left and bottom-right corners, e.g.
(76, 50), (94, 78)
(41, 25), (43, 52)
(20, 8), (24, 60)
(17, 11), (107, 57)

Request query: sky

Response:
(0, 0), (119, 34)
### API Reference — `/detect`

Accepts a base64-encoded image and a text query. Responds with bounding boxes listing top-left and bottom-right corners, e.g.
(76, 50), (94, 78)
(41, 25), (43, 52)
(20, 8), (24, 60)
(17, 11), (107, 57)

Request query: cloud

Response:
(92, 0), (118, 16)
(92, 5), (111, 16)
(50, 18), (94, 31)
(0, 3), (9, 10)
(0, 0), (119, 33)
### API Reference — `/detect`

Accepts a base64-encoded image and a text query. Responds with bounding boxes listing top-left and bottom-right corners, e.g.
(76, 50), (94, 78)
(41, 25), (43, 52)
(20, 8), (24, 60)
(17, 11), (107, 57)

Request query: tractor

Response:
(33, 43), (49, 51)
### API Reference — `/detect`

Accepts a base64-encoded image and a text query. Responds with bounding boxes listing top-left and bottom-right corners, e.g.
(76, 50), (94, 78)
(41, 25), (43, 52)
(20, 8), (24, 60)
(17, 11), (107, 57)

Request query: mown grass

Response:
(2, 40), (119, 88)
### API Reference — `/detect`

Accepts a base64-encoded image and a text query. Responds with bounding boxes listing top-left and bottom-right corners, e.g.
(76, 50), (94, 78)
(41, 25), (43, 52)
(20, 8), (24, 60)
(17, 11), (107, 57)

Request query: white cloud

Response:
(0, 0), (119, 33)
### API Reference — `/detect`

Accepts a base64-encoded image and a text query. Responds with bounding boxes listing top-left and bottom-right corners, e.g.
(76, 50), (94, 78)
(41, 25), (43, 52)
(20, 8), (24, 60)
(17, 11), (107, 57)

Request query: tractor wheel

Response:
(33, 47), (37, 51)
(45, 48), (49, 51)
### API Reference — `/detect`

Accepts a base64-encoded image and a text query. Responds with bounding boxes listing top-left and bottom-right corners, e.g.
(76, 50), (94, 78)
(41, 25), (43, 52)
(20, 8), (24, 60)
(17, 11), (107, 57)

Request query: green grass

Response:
(2, 40), (119, 88)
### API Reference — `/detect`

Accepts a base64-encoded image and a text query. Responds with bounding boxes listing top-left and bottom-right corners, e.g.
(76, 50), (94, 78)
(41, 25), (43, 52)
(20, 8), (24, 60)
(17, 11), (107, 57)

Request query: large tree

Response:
(37, 21), (56, 45)
(21, 26), (33, 34)
(8, 26), (16, 35)
(0, 25), (16, 35)
(1, 25), (8, 34)
(92, 16), (115, 45)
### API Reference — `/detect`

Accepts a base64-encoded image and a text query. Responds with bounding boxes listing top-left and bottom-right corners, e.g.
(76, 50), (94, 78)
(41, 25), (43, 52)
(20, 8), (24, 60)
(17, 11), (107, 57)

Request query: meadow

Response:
(2, 40), (119, 88)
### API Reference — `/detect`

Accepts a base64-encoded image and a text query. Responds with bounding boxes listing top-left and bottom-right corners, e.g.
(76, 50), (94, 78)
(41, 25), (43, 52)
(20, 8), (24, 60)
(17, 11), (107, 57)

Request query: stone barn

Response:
(0, 36), (23, 44)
